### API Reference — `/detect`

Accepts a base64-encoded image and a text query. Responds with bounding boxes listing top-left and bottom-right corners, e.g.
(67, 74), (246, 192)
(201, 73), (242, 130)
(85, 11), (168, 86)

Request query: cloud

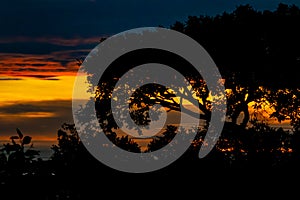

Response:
(20, 75), (59, 79)
(0, 51), (84, 78)
(0, 100), (74, 140)
(43, 78), (61, 81)
(0, 77), (23, 81)
(0, 103), (50, 114)
(0, 38), (98, 55)
(0, 36), (102, 47)
(0, 36), (98, 79)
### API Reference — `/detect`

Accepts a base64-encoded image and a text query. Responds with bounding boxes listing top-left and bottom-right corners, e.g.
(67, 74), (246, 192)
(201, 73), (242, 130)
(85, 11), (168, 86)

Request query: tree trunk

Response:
(240, 103), (250, 129)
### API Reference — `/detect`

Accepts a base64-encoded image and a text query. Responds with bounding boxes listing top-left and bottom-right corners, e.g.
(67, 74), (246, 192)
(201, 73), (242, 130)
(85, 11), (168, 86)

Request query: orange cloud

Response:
(0, 53), (81, 78)
(0, 36), (103, 46)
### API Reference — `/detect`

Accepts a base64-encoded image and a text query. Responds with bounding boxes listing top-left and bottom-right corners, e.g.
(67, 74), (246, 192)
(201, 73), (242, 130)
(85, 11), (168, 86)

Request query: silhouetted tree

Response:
(50, 123), (141, 175)
(73, 3), (300, 169)
(170, 3), (300, 130)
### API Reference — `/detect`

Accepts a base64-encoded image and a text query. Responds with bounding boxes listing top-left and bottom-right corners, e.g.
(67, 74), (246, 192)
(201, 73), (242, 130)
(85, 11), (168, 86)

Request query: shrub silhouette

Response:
(0, 128), (40, 176)
(50, 123), (141, 176)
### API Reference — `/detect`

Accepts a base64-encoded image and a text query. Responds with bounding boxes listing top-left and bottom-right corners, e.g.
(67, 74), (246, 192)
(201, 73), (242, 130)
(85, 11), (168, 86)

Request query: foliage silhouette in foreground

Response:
(0, 128), (41, 176)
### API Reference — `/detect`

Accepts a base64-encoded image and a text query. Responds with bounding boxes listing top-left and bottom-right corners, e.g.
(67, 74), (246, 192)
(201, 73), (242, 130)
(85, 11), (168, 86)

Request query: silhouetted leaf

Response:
(16, 128), (23, 139)
(57, 130), (67, 138)
(22, 136), (32, 145)
(10, 136), (19, 140)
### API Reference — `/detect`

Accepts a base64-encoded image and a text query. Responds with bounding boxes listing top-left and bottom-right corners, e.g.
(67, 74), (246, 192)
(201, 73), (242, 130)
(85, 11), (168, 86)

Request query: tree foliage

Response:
(0, 128), (40, 176)
(170, 3), (300, 130)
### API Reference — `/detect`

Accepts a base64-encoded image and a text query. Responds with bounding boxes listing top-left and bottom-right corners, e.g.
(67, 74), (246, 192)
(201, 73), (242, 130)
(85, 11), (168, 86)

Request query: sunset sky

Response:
(1, 0), (299, 147)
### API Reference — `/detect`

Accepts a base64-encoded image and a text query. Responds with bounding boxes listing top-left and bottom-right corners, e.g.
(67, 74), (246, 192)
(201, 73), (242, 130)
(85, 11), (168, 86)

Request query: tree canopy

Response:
(169, 3), (300, 130)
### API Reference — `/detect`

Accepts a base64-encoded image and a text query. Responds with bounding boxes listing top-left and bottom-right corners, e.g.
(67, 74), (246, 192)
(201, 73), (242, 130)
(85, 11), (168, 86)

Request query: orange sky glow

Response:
(0, 75), (76, 143)
(0, 50), (90, 145)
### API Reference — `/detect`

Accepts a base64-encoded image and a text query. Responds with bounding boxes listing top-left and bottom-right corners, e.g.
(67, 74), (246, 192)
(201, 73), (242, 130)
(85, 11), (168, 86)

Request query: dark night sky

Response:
(0, 0), (299, 56)
(1, 0), (300, 39)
